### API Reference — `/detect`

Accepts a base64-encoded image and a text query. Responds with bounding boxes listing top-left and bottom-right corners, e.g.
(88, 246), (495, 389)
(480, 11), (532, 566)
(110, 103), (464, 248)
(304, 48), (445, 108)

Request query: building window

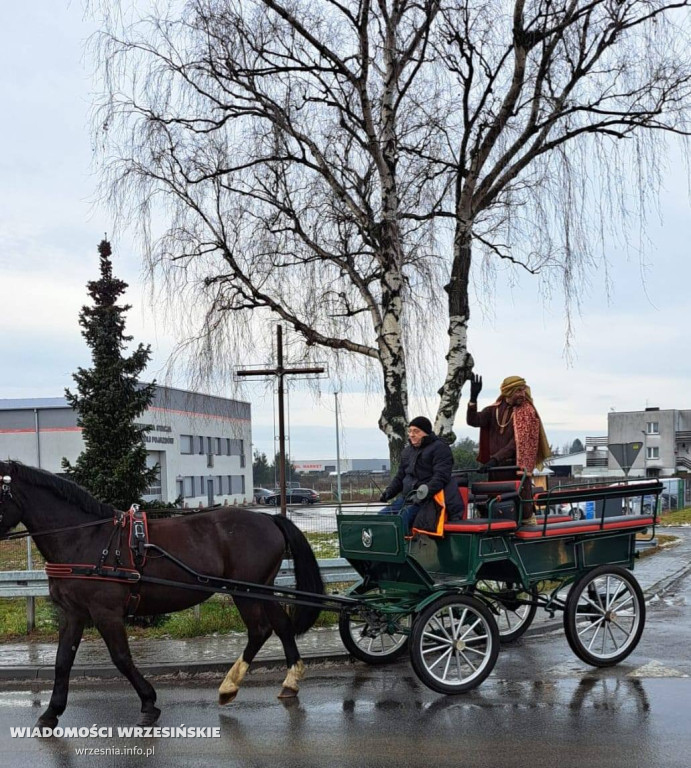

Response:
(230, 475), (245, 494)
(197, 436), (205, 455)
(183, 476), (195, 497)
(180, 435), (193, 455)
(646, 422), (659, 434)
(646, 446), (660, 460)
(176, 479), (184, 499)
(215, 437), (222, 455)
(144, 465), (162, 497)
(224, 438), (231, 456)
(215, 476), (223, 494)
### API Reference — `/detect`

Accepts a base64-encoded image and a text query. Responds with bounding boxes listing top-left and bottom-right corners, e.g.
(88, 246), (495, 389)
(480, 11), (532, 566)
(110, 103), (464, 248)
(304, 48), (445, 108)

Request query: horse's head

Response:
(0, 462), (25, 538)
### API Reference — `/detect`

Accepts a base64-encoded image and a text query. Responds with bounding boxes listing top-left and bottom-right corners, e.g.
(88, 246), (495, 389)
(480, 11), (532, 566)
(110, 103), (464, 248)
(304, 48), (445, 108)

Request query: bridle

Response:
(0, 474), (12, 526)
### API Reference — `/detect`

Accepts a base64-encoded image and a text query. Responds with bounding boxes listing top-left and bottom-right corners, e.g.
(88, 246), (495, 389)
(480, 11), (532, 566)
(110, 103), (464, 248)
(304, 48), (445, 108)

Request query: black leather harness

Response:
(45, 504), (151, 616)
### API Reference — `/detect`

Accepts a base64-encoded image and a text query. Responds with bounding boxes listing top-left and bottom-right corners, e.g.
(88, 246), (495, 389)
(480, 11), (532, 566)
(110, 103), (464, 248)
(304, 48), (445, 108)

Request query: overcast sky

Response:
(2, 3), (690, 463)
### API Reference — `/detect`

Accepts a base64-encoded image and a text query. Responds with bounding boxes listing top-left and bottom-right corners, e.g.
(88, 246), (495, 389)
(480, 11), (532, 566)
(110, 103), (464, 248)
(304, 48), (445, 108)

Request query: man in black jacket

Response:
(379, 417), (464, 532)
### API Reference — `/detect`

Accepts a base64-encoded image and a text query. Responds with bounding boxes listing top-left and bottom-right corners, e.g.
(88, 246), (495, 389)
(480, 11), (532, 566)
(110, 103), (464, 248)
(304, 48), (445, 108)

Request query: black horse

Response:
(0, 460), (323, 727)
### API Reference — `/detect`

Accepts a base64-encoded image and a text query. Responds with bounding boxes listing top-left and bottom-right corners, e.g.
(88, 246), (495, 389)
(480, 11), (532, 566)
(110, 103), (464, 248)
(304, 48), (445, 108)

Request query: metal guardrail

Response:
(0, 559), (359, 598)
(0, 570), (50, 598)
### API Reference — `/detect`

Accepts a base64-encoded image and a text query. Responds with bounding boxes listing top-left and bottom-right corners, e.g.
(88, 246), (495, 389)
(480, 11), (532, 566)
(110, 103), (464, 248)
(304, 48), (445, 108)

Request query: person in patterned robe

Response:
(466, 375), (550, 525)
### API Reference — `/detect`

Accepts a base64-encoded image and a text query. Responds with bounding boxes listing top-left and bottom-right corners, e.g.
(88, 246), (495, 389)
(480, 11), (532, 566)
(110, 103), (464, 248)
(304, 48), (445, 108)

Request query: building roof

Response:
(0, 384), (251, 416)
(0, 397), (69, 411)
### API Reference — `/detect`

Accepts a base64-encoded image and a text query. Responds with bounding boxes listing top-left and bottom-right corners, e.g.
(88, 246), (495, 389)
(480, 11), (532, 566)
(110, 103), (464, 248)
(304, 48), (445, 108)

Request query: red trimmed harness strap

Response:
(44, 504), (150, 616)
(45, 563), (141, 583)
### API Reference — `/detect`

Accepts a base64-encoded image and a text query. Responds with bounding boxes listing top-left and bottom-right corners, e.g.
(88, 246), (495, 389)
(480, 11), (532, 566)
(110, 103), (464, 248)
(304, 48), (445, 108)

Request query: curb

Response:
(0, 650), (353, 684)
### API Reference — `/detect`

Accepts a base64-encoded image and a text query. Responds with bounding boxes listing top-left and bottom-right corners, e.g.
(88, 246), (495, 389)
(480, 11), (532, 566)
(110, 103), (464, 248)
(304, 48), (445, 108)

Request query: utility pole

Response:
(236, 325), (324, 515)
(334, 392), (342, 506)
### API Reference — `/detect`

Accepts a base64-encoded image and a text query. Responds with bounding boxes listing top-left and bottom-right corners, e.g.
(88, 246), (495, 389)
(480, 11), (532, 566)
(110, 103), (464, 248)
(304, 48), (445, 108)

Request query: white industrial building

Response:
(0, 386), (253, 507)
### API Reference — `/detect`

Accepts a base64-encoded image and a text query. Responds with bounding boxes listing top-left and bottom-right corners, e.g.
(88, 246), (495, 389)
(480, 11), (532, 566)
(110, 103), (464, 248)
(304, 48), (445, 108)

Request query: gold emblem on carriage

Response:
(361, 528), (373, 548)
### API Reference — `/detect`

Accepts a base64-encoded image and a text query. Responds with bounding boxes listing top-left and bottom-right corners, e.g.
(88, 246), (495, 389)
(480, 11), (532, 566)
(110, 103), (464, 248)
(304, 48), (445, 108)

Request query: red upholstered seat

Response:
(514, 515), (655, 539)
(534, 515), (572, 524)
(444, 519), (518, 534)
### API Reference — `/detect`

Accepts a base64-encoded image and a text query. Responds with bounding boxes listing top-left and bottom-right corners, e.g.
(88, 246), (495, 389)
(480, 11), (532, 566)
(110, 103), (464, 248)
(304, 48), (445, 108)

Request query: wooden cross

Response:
(236, 325), (325, 515)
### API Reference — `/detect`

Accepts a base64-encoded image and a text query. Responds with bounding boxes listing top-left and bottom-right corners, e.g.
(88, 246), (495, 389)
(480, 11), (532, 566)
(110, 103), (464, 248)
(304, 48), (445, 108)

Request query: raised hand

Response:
(469, 373), (483, 402)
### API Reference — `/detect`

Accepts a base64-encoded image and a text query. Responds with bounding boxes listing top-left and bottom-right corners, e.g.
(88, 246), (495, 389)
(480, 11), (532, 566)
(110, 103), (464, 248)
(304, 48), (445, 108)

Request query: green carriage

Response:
(336, 477), (661, 694)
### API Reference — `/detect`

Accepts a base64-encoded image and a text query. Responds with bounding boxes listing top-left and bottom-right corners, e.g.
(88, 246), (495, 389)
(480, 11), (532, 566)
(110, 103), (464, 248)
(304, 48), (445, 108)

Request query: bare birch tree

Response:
(93, 0), (690, 462)
(429, 0), (691, 438)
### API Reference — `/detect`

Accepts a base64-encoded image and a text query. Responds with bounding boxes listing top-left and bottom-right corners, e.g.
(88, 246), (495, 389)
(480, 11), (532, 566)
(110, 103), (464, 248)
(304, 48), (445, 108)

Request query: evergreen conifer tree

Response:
(62, 239), (157, 508)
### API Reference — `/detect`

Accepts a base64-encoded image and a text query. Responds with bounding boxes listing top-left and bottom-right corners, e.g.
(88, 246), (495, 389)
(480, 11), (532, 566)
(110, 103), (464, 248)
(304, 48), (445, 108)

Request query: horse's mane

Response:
(2, 460), (115, 519)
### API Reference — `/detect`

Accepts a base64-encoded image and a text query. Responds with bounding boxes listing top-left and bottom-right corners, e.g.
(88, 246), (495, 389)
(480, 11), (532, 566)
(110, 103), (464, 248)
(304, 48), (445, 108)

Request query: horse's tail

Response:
(271, 514), (324, 635)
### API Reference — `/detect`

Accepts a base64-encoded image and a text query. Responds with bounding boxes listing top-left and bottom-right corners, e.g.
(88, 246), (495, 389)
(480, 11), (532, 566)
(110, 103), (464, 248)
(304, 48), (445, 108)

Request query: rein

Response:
(1, 517), (112, 542)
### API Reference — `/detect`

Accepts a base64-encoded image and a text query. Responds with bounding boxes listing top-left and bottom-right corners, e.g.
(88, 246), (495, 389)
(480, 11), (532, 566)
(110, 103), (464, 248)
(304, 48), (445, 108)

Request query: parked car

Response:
(553, 502), (586, 520)
(265, 488), (321, 506)
(253, 487), (274, 504)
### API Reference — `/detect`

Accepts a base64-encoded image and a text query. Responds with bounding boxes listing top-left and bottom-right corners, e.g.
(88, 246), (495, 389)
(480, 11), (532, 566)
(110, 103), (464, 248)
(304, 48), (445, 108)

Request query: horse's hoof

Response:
(137, 707), (161, 727)
(218, 690), (238, 706)
(277, 687), (299, 699)
(36, 715), (58, 729)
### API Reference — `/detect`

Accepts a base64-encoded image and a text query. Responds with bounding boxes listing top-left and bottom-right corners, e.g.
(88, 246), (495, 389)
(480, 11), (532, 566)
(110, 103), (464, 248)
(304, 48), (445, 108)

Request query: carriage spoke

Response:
(425, 646), (452, 671)
(423, 628), (453, 646)
(422, 637), (452, 656)
(606, 578), (626, 609)
(611, 593), (634, 612)
(457, 649), (478, 672)
(443, 649), (453, 680)
(581, 595), (606, 616)
(430, 615), (453, 642)
(463, 641), (489, 656)
(449, 607), (467, 641)
(609, 616), (633, 637)
(458, 617), (482, 642)
(606, 622), (622, 651)
(585, 622), (604, 652)
(454, 651), (464, 680)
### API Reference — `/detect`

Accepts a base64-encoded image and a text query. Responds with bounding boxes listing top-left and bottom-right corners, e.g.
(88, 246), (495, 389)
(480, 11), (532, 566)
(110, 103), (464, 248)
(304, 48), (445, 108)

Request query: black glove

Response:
(469, 373), (483, 403)
(478, 457), (498, 472)
(379, 491), (390, 503)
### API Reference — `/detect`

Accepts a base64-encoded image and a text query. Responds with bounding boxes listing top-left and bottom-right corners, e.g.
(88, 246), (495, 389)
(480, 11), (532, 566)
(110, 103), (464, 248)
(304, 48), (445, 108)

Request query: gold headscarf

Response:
(500, 376), (533, 402)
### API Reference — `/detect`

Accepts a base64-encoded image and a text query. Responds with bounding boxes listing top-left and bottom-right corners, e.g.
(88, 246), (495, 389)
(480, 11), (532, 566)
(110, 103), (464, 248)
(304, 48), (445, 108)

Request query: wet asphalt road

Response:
(1, 570), (690, 768)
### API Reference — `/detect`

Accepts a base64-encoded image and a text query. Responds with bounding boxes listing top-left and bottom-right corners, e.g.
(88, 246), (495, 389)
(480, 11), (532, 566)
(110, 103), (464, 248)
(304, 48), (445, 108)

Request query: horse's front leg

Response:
(37, 609), (86, 728)
(92, 611), (160, 726)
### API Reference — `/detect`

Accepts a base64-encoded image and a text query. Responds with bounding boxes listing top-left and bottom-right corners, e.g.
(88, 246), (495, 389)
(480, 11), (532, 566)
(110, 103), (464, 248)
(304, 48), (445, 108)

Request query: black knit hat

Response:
(408, 416), (433, 435)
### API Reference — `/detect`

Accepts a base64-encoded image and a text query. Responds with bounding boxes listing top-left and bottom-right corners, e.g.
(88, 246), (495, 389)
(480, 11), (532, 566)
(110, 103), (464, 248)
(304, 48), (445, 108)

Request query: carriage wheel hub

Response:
(454, 639), (466, 651)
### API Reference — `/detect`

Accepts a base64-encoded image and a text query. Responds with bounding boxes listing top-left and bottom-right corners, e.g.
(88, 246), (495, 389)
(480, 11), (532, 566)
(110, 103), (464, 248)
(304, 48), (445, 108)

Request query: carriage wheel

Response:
(339, 604), (410, 665)
(564, 565), (645, 667)
(409, 594), (499, 694)
(474, 580), (538, 643)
